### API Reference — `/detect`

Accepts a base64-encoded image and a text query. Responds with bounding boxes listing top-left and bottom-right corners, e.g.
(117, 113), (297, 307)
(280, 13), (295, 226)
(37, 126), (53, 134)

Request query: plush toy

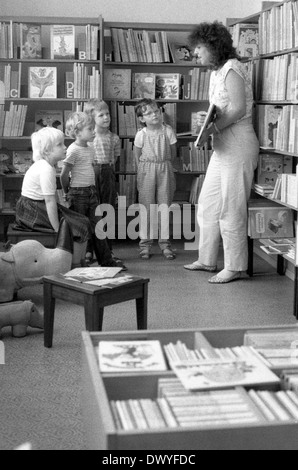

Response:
(0, 300), (43, 338)
(0, 218), (73, 302)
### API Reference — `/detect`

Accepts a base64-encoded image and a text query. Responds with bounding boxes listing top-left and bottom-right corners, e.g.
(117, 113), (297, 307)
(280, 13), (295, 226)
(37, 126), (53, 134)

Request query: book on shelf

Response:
(195, 103), (216, 148)
(0, 148), (13, 175)
(244, 327), (298, 369)
(103, 68), (132, 99)
(0, 21), (14, 59)
(132, 72), (155, 99)
(230, 23), (259, 58)
(12, 150), (32, 174)
(254, 183), (275, 197)
(155, 73), (180, 100)
(1, 102), (28, 137)
(257, 105), (283, 149)
(34, 110), (64, 132)
(28, 66), (57, 99)
(50, 24), (75, 60)
(63, 266), (123, 282)
(256, 154), (285, 186)
(248, 200), (294, 239)
(0, 62), (22, 99)
(98, 340), (168, 372)
(168, 42), (198, 64)
(20, 23), (42, 59)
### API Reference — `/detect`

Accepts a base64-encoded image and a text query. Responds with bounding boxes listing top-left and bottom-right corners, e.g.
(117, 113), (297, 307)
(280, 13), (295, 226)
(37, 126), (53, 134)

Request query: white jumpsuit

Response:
(197, 59), (259, 271)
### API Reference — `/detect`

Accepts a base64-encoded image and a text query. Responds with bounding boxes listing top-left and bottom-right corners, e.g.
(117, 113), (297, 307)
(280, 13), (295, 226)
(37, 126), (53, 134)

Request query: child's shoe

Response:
(162, 248), (176, 260)
(139, 247), (151, 259)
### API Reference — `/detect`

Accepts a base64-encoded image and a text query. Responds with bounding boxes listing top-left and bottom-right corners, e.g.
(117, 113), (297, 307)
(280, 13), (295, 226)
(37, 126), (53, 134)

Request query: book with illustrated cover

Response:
(28, 66), (57, 99)
(132, 72), (155, 99)
(34, 110), (63, 131)
(257, 154), (284, 186)
(98, 340), (167, 372)
(0, 148), (13, 174)
(20, 23), (42, 59)
(50, 24), (75, 59)
(231, 23), (259, 58)
(155, 73), (180, 100)
(170, 355), (279, 391)
(12, 150), (32, 174)
(104, 68), (132, 99)
(63, 266), (123, 282)
(248, 201), (294, 239)
(168, 43), (198, 65)
(244, 328), (298, 368)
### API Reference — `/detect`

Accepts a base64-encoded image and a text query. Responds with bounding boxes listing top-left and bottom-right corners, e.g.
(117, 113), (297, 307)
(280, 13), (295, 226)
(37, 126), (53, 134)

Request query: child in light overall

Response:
(15, 126), (90, 267)
(60, 111), (122, 268)
(134, 99), (177, 260)
(84, 99), (124, 266)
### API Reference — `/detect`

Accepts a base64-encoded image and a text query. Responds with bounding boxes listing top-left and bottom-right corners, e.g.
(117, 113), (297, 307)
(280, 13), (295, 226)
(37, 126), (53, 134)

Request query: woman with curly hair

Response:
(184, 21), (259, 284)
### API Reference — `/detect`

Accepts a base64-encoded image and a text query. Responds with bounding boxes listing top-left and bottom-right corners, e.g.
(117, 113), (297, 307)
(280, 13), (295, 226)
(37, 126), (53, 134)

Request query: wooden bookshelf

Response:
(82, 326), (298, 450)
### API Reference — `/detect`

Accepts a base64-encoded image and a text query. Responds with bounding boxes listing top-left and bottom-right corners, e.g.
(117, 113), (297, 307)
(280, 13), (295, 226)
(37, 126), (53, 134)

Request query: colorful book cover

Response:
(12, 150), (32, 174)
(28, 66), (57, 99)
(104, 68), (132, 99)
(155, 73), (180, 100)
(34, 110), (63, 131)
(98, 340), (168, 372)
(132, 72), (155, 99)
(51, 24), (75, 60)
(20, 23), (42, 59)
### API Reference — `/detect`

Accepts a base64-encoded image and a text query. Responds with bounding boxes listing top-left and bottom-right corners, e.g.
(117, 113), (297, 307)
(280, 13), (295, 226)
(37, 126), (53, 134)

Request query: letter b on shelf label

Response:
(0, 340), (5, 364)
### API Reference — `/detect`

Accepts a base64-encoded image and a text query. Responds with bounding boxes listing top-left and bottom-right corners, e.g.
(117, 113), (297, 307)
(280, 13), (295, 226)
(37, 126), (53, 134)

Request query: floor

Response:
(0, 240), (297, 450)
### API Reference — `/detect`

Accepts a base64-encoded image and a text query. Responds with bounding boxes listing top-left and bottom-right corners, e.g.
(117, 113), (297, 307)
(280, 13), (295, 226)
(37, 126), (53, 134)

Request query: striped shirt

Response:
(63, 142), (95, 188)
(91, 131), (121, 164)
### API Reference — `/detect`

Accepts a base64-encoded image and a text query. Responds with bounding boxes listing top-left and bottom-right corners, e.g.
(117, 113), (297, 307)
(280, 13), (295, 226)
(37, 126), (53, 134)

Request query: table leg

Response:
(44, 282), (56, 348)
(84, 295), (104, 331)
(136, 282), (148, 329)
(247, 237), (254, 277)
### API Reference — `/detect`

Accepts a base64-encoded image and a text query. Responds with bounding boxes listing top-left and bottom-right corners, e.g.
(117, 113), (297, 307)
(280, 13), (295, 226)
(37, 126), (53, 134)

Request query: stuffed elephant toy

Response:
(0, 300), (43, 338)
(0, 218), (73, 302)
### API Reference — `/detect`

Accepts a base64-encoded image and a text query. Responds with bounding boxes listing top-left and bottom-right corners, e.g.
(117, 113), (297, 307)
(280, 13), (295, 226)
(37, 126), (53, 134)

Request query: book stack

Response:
(230, 23), (259, 58)
(110, 27), (171, 63)
(0, 102), (28, 137)
(254, 183), (275, 197)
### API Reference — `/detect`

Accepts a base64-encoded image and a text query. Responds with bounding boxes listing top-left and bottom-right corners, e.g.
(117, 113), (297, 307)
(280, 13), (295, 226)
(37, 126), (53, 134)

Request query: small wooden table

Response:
(43, 274), (149, 348)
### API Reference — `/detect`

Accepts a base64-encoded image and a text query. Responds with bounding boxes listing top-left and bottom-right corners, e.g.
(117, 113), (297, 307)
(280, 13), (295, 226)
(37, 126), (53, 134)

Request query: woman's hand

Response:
(196, 111), (207, 127)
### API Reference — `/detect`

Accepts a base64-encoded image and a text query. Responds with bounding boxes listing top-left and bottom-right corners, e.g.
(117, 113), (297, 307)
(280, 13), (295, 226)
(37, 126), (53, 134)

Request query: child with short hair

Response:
(85, 99), (123, 264)
(60, 111), (122, 268)
(134, 98), (177, 260)
(15, 126), (91, 267)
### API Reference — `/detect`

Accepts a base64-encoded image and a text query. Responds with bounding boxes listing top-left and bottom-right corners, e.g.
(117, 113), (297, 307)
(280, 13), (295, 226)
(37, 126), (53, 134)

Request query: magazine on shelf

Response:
(63, 266), (123, 282)
(170, 355), (279, 391)
(194, 103), (216, 147)
(98, 340), (168, 372)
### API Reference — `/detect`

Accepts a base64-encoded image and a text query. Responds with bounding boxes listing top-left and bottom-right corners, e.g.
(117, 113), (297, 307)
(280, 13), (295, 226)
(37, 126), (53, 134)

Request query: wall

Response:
(2, 0), (264, 24)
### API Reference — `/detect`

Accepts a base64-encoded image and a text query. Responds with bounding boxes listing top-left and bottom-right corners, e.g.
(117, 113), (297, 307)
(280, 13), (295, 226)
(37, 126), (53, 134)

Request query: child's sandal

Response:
(163, 248), (176, 260)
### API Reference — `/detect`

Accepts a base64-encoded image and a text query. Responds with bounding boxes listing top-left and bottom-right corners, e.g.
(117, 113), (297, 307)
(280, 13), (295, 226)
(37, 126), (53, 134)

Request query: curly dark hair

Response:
(188, 21), (239, 69)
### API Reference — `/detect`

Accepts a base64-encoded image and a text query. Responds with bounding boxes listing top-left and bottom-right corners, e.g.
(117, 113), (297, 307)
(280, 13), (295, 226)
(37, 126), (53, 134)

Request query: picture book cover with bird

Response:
(28, 66), (57, 99)
(98, 340), (168, 372)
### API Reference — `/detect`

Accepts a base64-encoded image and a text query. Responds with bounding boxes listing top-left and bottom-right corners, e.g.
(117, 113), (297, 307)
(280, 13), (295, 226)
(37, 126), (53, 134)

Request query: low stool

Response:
(6, 224), (56, 248)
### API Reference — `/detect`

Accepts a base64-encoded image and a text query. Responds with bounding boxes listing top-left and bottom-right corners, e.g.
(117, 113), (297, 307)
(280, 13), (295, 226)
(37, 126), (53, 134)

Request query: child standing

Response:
(84, 99), (123, 263)
(15, 126), (91, 267)
(134, 99), (177, 260)
(60, 111), (122, 268)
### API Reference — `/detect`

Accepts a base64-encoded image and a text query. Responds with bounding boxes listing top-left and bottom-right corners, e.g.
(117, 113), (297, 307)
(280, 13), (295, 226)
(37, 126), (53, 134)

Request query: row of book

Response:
(0, 21), (99, 60)
(179, 143), (211, 173)
(229, 23), (259, 58)
(259, 0), (298, 54)
(0, 102), (28, 137)
(269, 169), (298, 209)
(66, 64), (101, 99)
(257, 104), (298, 154)
(104, 69), (210, 101)
(259, 54), (298, 101)
(0, 63), (21, 99)
(117, 174), (137, 207)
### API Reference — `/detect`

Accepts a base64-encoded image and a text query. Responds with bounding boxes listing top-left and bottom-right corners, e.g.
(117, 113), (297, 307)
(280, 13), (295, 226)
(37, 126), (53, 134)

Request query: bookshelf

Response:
(82, 326), (298, 450)
(230, 1), (298, 319)
(102, 20), (212, 206)
(0, 15), (103, 237)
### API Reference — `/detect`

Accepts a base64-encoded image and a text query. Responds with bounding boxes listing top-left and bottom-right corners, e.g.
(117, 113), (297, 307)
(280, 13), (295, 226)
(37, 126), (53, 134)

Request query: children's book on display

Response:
(28, 66), (57, 99)
(98, 340), (168, 372)
(50, 24), (75, 60)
